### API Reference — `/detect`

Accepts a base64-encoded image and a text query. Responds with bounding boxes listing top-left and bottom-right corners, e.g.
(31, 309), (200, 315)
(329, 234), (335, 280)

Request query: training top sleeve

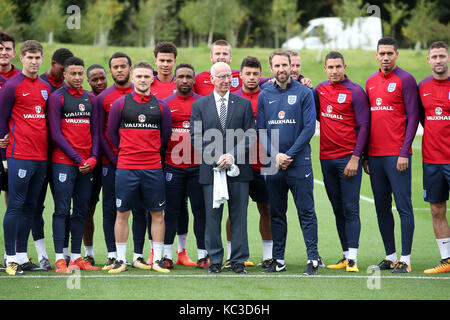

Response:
(349, 85), (370, 158)
(88, 93), (100, 159)
(48, 91), (84, 164)
(285, 89), (316, 158)
(399, 72), (420, 158)
(107, 96), (125, 151)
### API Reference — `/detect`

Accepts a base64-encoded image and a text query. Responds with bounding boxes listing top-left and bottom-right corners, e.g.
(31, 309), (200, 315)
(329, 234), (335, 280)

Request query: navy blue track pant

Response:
(52, 163), (93, 255)
(3, 158), (47, 256)
(163, 165), (206, 250)
(321, 156), (361, 251)
(368, 155), (414, 256)
(266, 165), (318, 261)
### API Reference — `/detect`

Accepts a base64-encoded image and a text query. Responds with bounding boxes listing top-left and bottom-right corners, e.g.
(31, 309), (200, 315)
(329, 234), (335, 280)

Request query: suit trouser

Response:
(368, 155), (414, 256)
(266, 165), (318, 261)
(321, 156), (362, 251)
(203, 180), (249, 266)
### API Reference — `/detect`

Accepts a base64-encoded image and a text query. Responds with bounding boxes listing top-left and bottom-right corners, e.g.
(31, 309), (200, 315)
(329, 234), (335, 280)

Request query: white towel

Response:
(213, 167), (229, 208)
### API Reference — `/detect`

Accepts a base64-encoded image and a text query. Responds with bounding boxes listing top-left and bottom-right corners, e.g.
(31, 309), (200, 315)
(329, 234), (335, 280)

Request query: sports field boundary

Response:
(1, 274), (449, 280)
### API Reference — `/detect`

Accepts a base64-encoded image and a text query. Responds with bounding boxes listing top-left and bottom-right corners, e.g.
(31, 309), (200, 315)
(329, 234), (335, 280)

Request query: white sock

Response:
(153, 242), (164, 261)
(85, 246), (94, 257)
(16, 252), (28, 265)
(386, 252), (397, 263)
(6, 255), (17, 265)
(55, 253), (64, 262)
(116, 242), (127, 263)
(227, 241), (231, 260)
(277, 259), (285, 265)
(197, 249), (207, 260)
(262, 240), (273, 261)
(63, 247), (70, 259)
(164, 244), (173, 260)
(133, 253), (142, 263)
(34, 238), (48, 260)
(343, 250), (349, 259)
(436, 238), (450, 259)
(400, 255), (410, 266)
(177, 233), (187, 253)
(308, 260), (318, 267)
(71, 253), (81, 261)
(108, 251), (117, 259)
(347, 248), (358, 261)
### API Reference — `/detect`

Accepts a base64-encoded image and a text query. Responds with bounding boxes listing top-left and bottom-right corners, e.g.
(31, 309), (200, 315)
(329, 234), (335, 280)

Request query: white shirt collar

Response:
(213, 90), (230, 104)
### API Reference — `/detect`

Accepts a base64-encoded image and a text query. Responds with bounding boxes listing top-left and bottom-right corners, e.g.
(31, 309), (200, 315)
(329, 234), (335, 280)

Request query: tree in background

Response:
(382, 0), (408, 39)
(271, 0), (301, 48)
(333, 0), (369, 49)
(31, 0), (65, 45)
(402, 0), (449, 50)
(180, 0), (246, 48)
(131, 0), (177, 47)
(0, 0), (20, 35)
(84, 0), (126, 50)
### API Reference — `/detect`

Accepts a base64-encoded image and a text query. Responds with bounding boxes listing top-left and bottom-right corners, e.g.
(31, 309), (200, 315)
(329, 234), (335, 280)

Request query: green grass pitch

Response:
(0, 44), (449, 300)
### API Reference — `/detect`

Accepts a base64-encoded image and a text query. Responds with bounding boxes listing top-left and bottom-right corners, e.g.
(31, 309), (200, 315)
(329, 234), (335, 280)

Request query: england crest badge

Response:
(166, 173), (173, 182)
(231, 77), (239, 88)
(337, 93), (347, 103)
(59, 173), (67, 183)
(287, 95), (297, 105)
(18, 169), (27, 179)
(41, 90), (48, 100)
(387, 83), (396, 93)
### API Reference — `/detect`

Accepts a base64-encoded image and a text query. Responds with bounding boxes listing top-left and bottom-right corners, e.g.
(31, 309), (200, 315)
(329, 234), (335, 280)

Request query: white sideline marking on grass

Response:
(313, 179), (450, 212)
(1, 274), (449, 280)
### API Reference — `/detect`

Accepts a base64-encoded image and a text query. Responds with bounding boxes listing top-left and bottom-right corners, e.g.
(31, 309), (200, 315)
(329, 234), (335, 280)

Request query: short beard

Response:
(112, 74), (130, 86)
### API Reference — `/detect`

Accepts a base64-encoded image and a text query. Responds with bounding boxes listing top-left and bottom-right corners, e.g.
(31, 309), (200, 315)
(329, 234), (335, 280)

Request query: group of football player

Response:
(0, 29), (448, 276)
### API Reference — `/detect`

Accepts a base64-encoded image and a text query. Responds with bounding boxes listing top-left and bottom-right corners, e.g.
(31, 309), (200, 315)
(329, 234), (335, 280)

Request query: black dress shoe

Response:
(232, 263), (248, 274)
(208, 263), (222, 273)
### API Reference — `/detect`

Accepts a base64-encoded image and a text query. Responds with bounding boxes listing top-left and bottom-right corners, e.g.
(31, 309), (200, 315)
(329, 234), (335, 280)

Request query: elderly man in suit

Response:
(190, 61), (256, 274)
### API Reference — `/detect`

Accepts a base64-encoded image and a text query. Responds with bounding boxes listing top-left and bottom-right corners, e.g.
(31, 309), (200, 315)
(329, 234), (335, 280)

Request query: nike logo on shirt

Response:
(269, 100), (277, 104)
(22, 93), (30, 96)
(423, 93), (431, 96)
(305, 172), (312, 178)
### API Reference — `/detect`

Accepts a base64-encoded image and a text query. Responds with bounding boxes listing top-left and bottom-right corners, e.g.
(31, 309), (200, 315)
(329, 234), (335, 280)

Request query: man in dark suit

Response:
(190, 61), (256, 274)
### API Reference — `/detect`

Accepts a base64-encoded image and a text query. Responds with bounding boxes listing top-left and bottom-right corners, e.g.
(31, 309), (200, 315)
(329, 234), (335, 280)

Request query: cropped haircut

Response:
(64, 56), (84, 70)
(269, 50), (291, 67)
(211, 39), (231, 52)
(108, 52), (132, 68)
(0, 30), (15, 48)
(429, 41), (449, 54)
(174, 63), (195, 76)
(133, 61), (153, 72)
(240, 56), (261, 71)
(20, 40), (43, 56)
(324, 51), (345, 65)
(377, 36), (398, 51)
(154, 41), (177, 58)
(86, 64), (106, 77)
(52, 48), (74, 65)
